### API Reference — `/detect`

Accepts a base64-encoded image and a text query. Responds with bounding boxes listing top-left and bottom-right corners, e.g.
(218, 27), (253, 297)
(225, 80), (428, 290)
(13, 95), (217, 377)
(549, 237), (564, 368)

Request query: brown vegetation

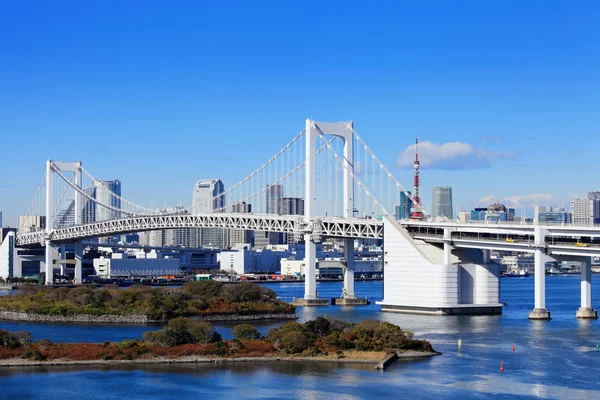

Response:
(0, 281), (295, 321)
(0, 317), (433, 363)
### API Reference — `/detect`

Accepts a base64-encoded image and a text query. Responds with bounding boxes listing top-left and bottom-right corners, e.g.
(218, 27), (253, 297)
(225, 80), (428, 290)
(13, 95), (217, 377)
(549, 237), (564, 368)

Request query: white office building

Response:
(192, 179), (228, 249)
(571, 198), (600, 226)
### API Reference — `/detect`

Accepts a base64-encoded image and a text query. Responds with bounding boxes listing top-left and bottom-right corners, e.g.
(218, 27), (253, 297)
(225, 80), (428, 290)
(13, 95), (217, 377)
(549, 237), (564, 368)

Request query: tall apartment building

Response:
(95, 180), (122, 221)
(280, 197), (304, 244)
(192, 179), (228, 249)
(588, 191), (600, 200)
(394, 191), (412, 220)
(229, 201), (253, 247)
(255, 184), (284, 248)
(571, 198), (600, 226)
(432, 186), (453, 219)
(18, 216), (46, 231)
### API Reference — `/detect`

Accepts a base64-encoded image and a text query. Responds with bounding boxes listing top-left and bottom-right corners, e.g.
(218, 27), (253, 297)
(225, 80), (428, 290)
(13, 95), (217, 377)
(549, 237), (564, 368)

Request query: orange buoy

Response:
(500, 361), (505, 372)
(511, 343), (515, 352)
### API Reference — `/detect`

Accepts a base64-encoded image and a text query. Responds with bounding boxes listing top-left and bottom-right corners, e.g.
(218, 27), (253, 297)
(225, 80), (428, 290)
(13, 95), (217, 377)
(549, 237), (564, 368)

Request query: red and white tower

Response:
(410, 134), (423, 219)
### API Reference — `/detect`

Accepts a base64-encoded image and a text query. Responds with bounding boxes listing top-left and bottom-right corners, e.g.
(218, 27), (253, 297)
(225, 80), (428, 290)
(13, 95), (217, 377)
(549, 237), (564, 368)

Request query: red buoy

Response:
(511, 343), (515, 352)
(500, 361), (505, 372)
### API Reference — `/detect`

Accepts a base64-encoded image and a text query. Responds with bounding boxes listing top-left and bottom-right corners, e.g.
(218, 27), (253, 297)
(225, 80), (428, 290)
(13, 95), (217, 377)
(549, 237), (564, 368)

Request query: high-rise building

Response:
(588, 192), (600, 200)
(266, 184), (284, 214)
(280, 197), (304, 216)
(229, 201), (253, 247)
(571, 198), (600, 226)
(280, 197), (304, 244)
(394, 191), (412, 220)
(192, 179), (228, 249)
(432, 186), (453, 219)
(18, 216), (46, 231)
(95, 180), (121, 221)
(255, 184), (285, 248)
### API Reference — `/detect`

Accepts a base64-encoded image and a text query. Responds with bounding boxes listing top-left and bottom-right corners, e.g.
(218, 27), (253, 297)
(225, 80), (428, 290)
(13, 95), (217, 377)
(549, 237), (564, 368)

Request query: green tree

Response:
(143, 318), (221, 346)
(233, 324), (261, 340)
(222, 282), (262, 302)
(182, 280), (223, 299)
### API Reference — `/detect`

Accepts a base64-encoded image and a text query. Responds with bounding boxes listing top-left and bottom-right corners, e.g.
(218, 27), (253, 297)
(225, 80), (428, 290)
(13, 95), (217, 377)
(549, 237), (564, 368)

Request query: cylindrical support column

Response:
(304, 235), (317, 300)
(45, 241), (53, 285)
(343, 269), (355, 299)
(482, 249), (490, 264)
(59, 244), (66, 276)
(443, 228), (452, 266)
(529, 249), (551, 320)
(577, 257), (598, 319)
(343, 238), (355, 299)
(74, 241), (83, 284)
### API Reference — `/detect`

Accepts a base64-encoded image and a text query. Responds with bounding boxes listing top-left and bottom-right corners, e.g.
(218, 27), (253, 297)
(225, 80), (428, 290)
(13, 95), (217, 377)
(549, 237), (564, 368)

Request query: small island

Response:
(0, 317), (437, 368)
(0, 281), (296, 323)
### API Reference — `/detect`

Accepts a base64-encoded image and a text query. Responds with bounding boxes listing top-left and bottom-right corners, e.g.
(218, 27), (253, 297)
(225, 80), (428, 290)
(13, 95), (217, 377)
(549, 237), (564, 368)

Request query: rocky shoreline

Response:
(0, 310), (297, 324)
(0, 350), (440, 368)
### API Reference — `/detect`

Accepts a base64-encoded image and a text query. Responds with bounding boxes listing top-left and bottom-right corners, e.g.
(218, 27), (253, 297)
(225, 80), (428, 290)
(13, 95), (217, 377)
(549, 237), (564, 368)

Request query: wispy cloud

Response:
(503, 193), (555, 206)
(396, 141), (516, 170)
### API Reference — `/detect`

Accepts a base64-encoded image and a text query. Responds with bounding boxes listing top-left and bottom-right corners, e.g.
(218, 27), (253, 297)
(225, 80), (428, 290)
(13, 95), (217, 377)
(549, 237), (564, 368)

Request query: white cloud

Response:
(479, 194), (497, 204)
(503, 194), (555, 206)
(396, 141), (516, 170)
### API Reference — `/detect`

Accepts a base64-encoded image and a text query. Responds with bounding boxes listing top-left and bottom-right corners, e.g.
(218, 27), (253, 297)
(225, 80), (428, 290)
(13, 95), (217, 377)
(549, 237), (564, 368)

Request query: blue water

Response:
(1, 276), (599, 399)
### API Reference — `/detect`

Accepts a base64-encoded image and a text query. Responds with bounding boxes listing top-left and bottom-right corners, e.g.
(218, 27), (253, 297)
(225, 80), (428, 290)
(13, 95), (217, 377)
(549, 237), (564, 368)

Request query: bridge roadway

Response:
(15, 212), (384, 246)
(16, 213), (600, 257)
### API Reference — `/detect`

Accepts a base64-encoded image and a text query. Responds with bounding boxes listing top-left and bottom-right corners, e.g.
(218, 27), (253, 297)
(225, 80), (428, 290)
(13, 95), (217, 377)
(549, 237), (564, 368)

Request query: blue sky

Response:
(1, 1), (598, 226)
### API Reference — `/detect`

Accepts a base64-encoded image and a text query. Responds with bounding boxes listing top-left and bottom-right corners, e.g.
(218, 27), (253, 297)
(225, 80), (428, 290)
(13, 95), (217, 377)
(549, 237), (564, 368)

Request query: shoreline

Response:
(0, 350), (440, 369)
(0, 310), (297, 324)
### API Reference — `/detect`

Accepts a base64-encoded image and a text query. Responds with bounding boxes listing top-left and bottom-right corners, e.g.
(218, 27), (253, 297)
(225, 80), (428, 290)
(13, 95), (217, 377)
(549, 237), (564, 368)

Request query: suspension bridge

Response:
(3, 119), (600, 319)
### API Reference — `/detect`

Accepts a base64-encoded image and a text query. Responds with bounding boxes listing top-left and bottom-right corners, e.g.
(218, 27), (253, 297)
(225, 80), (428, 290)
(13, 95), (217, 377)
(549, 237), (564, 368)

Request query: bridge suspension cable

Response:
(194, 129), (306, 213)
(80, 166), (157, 214)
(314, 126), (392, 218)
(18, 172), (47, 233)
(350, 127), (429, 217)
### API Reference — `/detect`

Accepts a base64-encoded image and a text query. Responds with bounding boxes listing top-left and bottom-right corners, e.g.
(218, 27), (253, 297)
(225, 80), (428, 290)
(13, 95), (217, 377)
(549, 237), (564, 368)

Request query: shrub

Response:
(142, 318), (221, 347)
(278, 331), (309, 354)
(0, 330), (32, 348)
(303, 317), (330, 338)
(233, 324), (261, 340)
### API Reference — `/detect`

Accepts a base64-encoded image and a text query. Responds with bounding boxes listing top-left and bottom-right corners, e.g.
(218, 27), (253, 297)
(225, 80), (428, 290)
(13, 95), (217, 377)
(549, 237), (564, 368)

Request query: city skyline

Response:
(1, 2), (598, 226)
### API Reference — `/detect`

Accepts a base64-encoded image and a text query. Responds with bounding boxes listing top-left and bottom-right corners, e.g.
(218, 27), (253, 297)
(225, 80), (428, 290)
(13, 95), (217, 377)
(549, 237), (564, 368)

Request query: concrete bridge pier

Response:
(59, 244), (67, 276)
(443, 228), (453, 266)
(343, 238), (355, 299)
(334, 238), (368, 305)
(529, 228), (551, 320)
(44, 241), (54, 285)
(74, 241), (83, 284)
(576, 257), (597, 319)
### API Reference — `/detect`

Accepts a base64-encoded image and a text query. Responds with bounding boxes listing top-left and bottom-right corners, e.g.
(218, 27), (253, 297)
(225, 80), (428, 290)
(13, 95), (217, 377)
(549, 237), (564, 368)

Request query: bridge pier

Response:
(529, 248), (551, 320)
(443, 228), (453, 266)
(74, 241), (83, 284)
(333, 238), (369, 306)
(44, 241), (54, 285)
(576, 257), (597, 319)
(59, 244), (66, 276)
